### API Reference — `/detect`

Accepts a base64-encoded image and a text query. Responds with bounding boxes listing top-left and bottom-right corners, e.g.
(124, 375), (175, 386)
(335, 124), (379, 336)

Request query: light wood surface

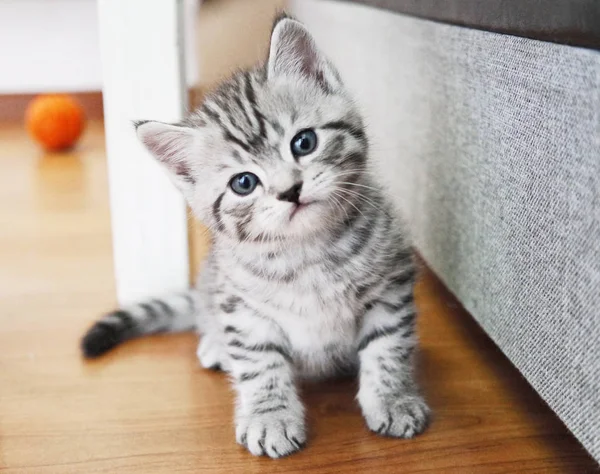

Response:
(0, 121), (597, 473)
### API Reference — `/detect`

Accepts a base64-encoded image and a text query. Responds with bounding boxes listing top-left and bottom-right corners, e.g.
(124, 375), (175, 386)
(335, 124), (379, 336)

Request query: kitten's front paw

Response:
(362, 394), (430, 438)
(236, 411), (306, 458)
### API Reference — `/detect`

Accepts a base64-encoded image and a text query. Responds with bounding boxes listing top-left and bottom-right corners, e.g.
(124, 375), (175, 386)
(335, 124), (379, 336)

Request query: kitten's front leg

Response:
(220, 296), (306, 458)
(356, 278), (430, 438)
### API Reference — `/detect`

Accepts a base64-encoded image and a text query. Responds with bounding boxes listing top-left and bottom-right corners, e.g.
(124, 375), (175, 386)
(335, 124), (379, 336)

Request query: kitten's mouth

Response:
(289, 201), (313, 221)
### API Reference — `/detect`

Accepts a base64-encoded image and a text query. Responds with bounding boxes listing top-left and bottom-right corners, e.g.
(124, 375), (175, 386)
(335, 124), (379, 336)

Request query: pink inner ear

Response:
(270, 21), (335, 93)
(272, 21), (318, 78)
(139, 124), (195, 184)
(155, 134), (195, 183)
(145, 132), (181, 163)
(292, 28), (318, 78)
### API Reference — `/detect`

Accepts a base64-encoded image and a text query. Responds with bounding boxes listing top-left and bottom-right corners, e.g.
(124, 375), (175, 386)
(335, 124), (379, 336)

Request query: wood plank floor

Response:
(0, 121), (597, 473)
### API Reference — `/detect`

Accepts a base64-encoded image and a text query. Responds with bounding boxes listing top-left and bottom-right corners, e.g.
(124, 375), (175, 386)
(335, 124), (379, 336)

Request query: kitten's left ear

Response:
(267, 14), (342, 92)
(135, 120), (198, 190)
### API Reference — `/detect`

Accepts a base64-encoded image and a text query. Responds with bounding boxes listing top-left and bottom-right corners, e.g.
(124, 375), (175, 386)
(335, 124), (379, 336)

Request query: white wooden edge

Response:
(97, 0), (190, 305)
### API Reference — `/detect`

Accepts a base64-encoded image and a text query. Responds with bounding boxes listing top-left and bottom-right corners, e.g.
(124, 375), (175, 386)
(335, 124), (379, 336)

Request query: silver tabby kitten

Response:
(82, 14), (430, 458)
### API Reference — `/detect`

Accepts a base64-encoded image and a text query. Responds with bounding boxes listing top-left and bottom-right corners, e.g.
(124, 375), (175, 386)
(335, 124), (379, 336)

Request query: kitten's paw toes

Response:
(364, 395), (430, 439)
(196, 336), (226, 371)
(236, 411), (306, 458)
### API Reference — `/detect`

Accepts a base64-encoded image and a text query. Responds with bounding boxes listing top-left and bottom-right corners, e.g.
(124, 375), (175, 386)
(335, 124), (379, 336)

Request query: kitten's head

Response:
(136, 14), (368, 244)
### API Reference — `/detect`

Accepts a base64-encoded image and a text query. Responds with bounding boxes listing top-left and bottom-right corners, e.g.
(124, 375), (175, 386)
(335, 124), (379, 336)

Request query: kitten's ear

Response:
(267, 14), (342, 92)
(135, 120), (198, 189)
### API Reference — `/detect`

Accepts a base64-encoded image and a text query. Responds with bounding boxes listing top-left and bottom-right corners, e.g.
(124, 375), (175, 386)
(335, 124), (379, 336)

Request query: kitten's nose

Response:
(277, 182), (303, 203)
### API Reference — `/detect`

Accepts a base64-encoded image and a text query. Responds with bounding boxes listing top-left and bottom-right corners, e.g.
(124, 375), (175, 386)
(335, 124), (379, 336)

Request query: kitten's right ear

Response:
(135, 120), (198, 188)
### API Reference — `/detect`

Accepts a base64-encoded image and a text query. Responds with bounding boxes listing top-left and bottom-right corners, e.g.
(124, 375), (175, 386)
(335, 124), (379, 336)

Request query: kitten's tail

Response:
(80, 290), (199, 358)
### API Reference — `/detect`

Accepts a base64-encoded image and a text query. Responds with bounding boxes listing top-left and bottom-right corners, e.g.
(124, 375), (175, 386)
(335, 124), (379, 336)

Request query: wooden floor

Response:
(0, 121), (597, 473)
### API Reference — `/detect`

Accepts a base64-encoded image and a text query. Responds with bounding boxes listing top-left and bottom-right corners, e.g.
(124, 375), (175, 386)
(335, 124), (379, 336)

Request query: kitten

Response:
(81, 14), (430, 458)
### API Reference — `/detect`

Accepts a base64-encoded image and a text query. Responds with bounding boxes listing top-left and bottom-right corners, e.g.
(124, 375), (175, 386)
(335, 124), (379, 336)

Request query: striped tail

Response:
(81, 291), (199, 358)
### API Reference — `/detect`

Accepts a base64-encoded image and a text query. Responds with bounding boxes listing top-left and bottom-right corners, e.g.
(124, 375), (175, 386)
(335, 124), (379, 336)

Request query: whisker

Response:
(336, 188), (385, 213)
(331, 190), (366, 219)
(336, 181), (379, 192)
(327, 193), (350, 224)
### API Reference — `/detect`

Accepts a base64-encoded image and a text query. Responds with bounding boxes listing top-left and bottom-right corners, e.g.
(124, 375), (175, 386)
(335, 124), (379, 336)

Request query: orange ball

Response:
(26, 94), (85, 151)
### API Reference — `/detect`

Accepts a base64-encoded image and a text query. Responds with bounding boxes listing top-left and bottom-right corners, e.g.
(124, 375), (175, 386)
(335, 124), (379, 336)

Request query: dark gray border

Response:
(336, 0), (600, 50)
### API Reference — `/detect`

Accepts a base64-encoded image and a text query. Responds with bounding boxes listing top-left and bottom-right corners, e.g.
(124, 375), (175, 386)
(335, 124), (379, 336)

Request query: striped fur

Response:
(81, 292), (198, 358)
(81, 14), (429, 457)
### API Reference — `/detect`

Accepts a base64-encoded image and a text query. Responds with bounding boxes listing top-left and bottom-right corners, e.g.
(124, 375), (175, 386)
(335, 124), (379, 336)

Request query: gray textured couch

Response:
(292, 0), (600, 463)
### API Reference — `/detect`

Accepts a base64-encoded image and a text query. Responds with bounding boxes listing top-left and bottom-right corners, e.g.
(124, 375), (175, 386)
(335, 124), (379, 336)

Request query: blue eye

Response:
(291, 129), (318, 157)
(230, 172), (260, 196)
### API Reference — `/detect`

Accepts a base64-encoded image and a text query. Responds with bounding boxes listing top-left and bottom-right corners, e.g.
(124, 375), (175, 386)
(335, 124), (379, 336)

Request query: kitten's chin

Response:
(247, 202), (339, 243)
(284, 202), (334, 239)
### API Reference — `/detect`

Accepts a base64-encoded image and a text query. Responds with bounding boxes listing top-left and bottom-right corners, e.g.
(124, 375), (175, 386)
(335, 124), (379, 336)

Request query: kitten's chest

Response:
(273, 287), (359, 378)
(228, 265), (360, 377)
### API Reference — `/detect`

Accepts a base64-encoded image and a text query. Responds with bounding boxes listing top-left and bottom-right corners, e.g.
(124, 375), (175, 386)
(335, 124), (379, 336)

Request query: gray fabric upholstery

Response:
(390, 29), (600, 465)
(293, 0), (600, 462)
(402, 38), (600, 463)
